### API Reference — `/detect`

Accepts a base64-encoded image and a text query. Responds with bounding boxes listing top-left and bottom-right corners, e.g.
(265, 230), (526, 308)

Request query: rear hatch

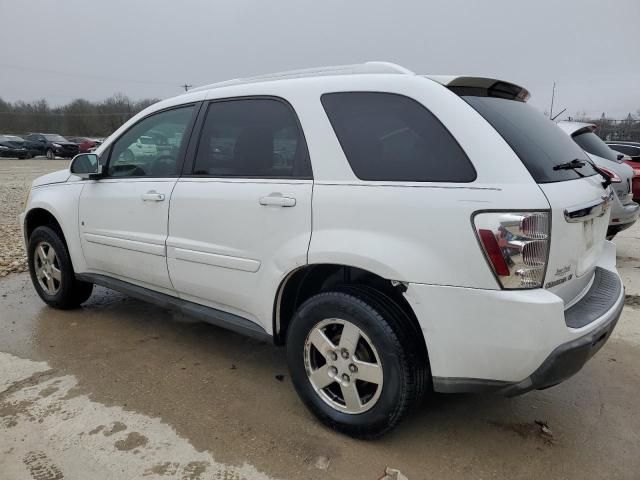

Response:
(571, 129), (635, 204)
(446, 81), (611, 304)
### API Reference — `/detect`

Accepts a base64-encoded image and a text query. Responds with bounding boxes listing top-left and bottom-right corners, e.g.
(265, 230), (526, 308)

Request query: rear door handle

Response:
(141, 191), (165, 202)
(259, 193), (296, 207)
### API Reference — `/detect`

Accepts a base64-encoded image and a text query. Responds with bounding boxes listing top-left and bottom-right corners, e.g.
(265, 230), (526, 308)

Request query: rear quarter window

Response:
(321, 92), (476, 182)
(463, 96), (597, 183)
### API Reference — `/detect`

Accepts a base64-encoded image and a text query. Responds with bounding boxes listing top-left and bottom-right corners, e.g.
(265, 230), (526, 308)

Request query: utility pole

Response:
(549, 81), (556, 119)
(180, 83), (193, 92)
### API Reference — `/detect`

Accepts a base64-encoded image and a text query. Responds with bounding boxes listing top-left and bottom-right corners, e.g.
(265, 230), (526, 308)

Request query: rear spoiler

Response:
(571, 124), (598, 137)
(425, 76), (531, 102)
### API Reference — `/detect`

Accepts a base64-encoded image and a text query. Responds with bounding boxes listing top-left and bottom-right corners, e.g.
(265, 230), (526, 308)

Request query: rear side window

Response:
(572, 132), (620, 162)
(463, 96), (597, 183)
(192, 98), (312, 178)
(321, 92), (476, 182)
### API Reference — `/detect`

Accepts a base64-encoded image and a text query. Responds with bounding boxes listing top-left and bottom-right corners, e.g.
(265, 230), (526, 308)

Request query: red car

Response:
(68, 137), (102, 154)
(607, 141), (640, 201)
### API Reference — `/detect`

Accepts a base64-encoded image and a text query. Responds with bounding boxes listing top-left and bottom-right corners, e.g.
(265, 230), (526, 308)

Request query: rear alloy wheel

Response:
(28, 226), (93, 309)
(304, 318), (384, 414)
(46, 148), (55, 160)
(287, 290), (425, 438)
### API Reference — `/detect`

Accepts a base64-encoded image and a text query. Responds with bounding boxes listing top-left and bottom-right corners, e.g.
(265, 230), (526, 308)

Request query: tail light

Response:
(597, 166), (621, 183)
(473, 211), (550, 289)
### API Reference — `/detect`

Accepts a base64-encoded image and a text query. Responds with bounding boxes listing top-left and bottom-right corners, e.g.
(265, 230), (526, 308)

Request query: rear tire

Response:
(286, 289), (426, 438)
(28, 226), (93, 309)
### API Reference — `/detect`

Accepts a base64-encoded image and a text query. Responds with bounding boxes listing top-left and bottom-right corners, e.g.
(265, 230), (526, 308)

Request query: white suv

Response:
(21, 62), (624, 437)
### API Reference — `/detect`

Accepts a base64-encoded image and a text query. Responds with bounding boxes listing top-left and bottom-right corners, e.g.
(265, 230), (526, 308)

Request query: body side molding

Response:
(76, 273), (271, 342)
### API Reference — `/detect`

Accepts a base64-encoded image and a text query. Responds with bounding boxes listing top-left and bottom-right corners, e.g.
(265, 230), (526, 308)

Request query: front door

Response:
(167, 98), (313, 330)
(79, 105), (196, 292)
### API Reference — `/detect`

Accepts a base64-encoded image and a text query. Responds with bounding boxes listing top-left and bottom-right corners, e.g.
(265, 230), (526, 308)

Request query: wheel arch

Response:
(273, 264), (426, 354)
(23, 208), (75, 272)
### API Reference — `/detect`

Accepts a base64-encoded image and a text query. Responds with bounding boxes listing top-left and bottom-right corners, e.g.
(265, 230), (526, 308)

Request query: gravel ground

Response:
(0, 159), (69, 278)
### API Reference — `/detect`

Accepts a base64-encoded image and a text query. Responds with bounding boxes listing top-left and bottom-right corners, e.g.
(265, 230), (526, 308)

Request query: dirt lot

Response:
(1, 159), (639, 479)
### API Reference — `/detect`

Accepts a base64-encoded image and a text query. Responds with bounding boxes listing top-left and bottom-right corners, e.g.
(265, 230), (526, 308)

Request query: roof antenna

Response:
(550, 108), (566, 121)
(180, 83), (193, 92)
(548, 81), (566, 121)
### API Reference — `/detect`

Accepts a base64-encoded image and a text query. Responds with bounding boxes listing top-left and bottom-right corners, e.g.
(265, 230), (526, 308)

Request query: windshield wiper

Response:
(553, 159), (585, 171)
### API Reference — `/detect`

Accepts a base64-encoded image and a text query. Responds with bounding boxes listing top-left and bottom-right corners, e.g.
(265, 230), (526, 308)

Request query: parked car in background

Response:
(607, 141), (640, 160)
(67, 137), (103, 154)
(24, 133), (80, 159)
(21, 63), (626, 437)
(557, 121), (639, 238)
(0, 134), (29, 159)
(113, 135), (158, 163)
(606, 141), (640, 200)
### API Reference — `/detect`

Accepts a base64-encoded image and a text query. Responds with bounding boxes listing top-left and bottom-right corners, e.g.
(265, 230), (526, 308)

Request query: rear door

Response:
(462, 95), (611, 304)
(167, 97), (313, 330)
(79, 105), (197, 292)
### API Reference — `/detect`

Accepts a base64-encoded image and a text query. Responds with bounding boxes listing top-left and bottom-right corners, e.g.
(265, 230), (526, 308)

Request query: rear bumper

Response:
(500, 279), (623, 396)
(405, 242), (624, 394)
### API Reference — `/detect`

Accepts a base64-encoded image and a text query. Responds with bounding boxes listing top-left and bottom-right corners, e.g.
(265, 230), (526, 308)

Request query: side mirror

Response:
(70, 153), (103, 179)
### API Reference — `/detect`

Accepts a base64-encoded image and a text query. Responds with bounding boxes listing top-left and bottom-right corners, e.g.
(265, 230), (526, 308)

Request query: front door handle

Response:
(259, 193), (296, 207)
(141, 190), (165, 202)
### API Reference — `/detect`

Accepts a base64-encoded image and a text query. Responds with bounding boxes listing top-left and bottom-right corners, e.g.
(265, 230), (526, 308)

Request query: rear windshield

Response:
(463, 96), (597, 183)
(43, 134), (68, 142)
(573, 132), (620, 162)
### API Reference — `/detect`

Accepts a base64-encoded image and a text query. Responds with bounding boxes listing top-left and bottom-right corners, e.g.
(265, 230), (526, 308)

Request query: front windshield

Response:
(44, 134), (68, 142)
(573, 131), (620, 162)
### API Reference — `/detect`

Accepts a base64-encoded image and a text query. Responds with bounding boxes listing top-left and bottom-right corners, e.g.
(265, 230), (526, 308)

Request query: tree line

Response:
(0, 94), (159, 138)
(2, 93), (639, 142)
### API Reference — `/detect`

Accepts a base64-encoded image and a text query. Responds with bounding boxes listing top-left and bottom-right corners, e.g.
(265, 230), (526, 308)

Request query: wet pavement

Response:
(1, 163), (639, 479)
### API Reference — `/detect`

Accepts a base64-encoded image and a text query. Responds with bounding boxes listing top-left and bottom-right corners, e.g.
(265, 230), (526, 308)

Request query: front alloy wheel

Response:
(28, 225), (94, 309)
(33, 241), (62, 295)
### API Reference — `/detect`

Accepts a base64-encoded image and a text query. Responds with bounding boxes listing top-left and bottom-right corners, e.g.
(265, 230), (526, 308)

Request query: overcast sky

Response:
(0, 0), (638, 119)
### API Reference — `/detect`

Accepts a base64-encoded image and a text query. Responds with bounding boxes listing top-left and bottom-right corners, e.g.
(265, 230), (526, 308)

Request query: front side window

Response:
(192, 98), (311, 178)
(321, 92), (476, 182)
(108, 105), (194, 177)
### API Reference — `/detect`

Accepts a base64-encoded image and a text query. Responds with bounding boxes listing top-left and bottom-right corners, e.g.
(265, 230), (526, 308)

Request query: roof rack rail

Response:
(188, 61), (413, 93)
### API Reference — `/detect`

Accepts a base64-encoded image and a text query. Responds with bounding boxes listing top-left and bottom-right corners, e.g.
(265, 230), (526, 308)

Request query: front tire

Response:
(28, 226), (93, 309)
(46, 148), (55, 160)
(286, 290), (426, 438)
